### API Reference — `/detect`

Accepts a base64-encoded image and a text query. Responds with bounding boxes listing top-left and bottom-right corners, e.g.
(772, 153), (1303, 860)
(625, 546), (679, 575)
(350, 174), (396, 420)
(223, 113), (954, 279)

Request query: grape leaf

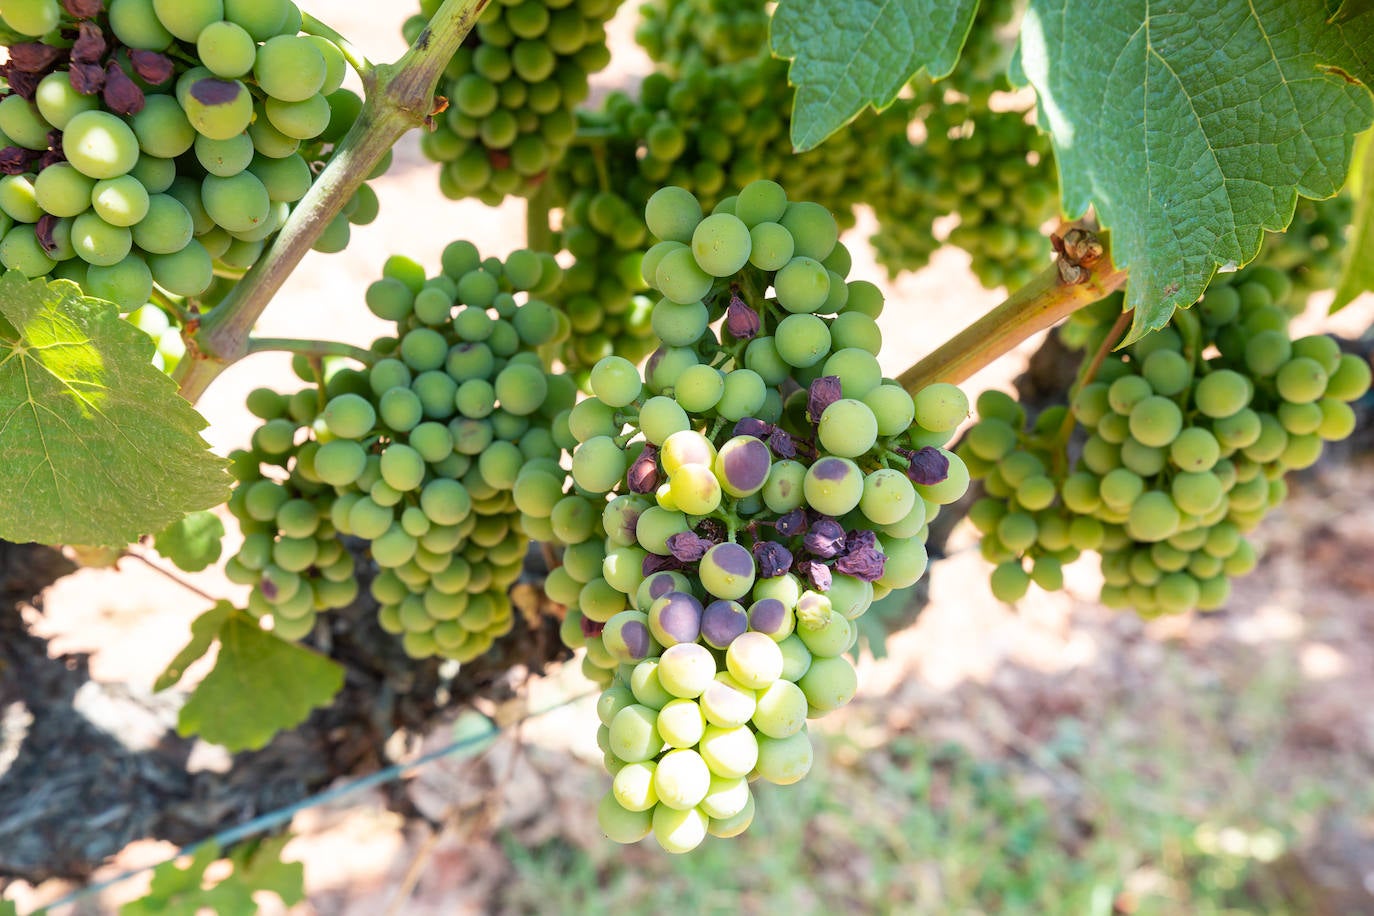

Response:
(176, 607), (344, 751)
(1, 898), (16, 916)
(1019, 1), (1374, 341)
(154, 601), (232, 692)
(1333, 128), (1374, 310)
(1333, 0), (1373, 22)
(771, 0), (980, 151)
(153, 510), (225, 572)
(0, 272), (229, 546)
(228, 834), (305, 909)
(119, 837), (303, 916)
(120, 844), (220, 916)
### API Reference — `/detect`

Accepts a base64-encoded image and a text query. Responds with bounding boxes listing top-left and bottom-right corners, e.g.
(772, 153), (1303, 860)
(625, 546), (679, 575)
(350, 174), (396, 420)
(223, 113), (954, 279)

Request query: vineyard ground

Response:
(4, 0), (1374, 912)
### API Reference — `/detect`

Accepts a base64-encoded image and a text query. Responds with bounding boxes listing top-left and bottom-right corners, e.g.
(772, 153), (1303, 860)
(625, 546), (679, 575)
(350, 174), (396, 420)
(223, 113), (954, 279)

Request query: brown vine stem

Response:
(896, 228), (1129, 393)
(174, 0), (491, 404)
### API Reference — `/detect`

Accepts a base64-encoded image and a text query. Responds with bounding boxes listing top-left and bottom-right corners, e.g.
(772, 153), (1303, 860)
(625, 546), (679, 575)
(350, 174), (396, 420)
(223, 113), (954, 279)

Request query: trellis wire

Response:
(35, 688), (598, 914)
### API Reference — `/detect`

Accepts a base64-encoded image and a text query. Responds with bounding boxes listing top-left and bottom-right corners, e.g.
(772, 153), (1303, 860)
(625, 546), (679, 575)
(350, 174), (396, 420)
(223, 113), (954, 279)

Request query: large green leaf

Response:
(772, 0), (980, 151)
(0, 273), (229, 546)
(175, 606), (344, 751)
(154, 601), (233, 693)
(1019, 1), (1374, 341)
(1333, 128), (1374, 310)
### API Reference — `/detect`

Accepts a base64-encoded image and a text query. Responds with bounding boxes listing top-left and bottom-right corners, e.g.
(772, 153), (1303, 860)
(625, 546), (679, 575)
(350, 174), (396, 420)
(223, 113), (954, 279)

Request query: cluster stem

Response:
(174, 0), (492, 404)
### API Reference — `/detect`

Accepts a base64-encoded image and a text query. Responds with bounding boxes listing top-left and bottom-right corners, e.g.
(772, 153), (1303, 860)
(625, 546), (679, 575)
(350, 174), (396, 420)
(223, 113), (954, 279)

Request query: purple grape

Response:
(835, 546), (885, 581)
(748, 597), (793, 638)
(649, 590), (704, 646)
(768, 427), (797, 458)
(715, 435), (772, 497)
(795, 558), (832, 591)
(803, 518), (846, 558)
(635, 570), (692, 611)
(774, 509), (807, 537)
(903, 446), (950, 485)
(700, 542), (757, 601)
(726, 293), (761, 339)
(667, 530), (713, 562)
(603, 610), (657, 663)
(752, 540), (793, 578)
(701, 599), (749, 649)
(628, 445), (660, 494)
(734, 417), (772, 440)
(807, 376), (842, 423)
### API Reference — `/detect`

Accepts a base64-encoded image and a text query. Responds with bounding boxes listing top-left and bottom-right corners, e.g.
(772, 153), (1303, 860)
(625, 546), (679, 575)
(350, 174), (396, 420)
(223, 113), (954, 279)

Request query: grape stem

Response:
(896, 227), (1128, 392)
(525, 183), (555, 254)
(1051, 308), (1131, 475)
(173, 0), (492, 404)
(245, 337), (377, 364)
(299, 13), (372, 78)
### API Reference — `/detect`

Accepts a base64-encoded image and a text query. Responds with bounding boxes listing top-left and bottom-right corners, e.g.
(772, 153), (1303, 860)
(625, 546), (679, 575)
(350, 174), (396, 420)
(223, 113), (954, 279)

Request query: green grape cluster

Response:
(869, 89), (1058, 291)
(961, 266), (1371, 615)
(0, 0), (378, 370)
(538, 181), (970, 851)
(634, 0), (770, 75)
(541, 180), (655, 377)
(1252, 193), (1353, 301)
(538, 54), (910, 374)
(407, 0), (620, 205)
(223, 245), (576, 660)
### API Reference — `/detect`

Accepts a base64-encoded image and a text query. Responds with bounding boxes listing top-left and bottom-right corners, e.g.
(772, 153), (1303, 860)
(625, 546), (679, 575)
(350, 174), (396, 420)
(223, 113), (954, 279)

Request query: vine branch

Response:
(897, 228), (1128, 392)
(174, 0), (491, 404)
(246, 337), (377, 364)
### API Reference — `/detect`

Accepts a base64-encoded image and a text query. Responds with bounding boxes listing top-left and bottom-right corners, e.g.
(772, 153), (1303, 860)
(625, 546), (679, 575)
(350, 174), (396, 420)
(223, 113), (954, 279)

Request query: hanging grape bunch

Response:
(961, 265), (1372, 615)
(224, 244), (574, 660)
(536, 180), (970, 851)
(0, 0), (381, 369)
(405, 0), (621, 205)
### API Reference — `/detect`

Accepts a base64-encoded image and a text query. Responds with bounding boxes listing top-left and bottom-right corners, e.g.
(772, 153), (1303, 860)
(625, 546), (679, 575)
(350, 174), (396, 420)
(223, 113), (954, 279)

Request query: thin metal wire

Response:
(36, 688), (598, 913)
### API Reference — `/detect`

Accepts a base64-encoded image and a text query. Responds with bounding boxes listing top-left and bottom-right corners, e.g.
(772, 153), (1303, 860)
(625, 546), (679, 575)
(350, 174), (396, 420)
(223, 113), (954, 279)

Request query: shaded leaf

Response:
(153, 509), (225, 572)
(177, 609), (344, 751)
(119, 837), (303, 916)
(1019, 0), (1374, 341)
(772, 0), (979, 151)
(229, 834), (305, 908)
(119, 843), (220, 916)
(154, 601), (232, 692)
(0, 273), (229, 546)
(1333, 128), (1374, 310)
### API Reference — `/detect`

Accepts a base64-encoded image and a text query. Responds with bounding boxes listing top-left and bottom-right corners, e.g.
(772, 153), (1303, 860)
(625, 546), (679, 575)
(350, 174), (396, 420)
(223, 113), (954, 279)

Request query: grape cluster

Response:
(541, 178), (655, 378)
(869, 87), (1058, 291)
(540, 181), (969, 851)
(1252, 193), (1353, 301)
(224, 245), (576, 660)
(0, 0), (378, 367)
(634, 0), (770, 75)
(961, 267), (1371, 615)
(407, 0), (619, 205)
